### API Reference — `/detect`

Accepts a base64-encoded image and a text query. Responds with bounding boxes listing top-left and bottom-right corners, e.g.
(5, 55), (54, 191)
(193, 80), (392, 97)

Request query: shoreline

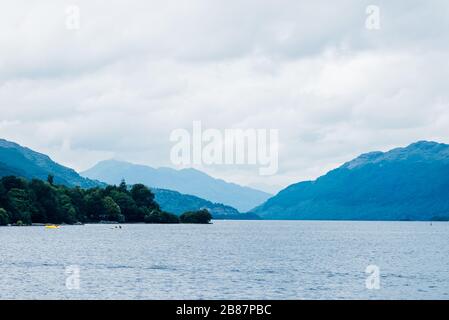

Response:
(2, 219), (447, 227)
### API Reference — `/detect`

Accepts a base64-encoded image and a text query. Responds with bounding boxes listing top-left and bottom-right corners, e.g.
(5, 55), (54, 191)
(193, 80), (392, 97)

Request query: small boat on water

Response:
(45, 225), (60, 229)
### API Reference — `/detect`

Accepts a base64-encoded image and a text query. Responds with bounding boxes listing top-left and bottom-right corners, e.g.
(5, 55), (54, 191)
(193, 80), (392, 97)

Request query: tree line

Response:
(0, 175), (212, 226)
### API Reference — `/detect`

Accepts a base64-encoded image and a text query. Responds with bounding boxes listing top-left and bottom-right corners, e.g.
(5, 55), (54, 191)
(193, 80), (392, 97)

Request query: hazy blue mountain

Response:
(152, 188), (260, 219)
(81, 160), (271, 212)
(252, 141), (449, 221)
(0, 139), (100, 188)
(0, 138), (255, 219)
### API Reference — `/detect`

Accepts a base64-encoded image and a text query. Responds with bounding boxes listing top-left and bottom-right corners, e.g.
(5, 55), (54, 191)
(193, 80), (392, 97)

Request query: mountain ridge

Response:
(81, 159), (271, 212)
(0, 138), (253, 219)
(252, 141), (449, 221)
(152, 188), (260, 219)
(0, 139), (100, 188)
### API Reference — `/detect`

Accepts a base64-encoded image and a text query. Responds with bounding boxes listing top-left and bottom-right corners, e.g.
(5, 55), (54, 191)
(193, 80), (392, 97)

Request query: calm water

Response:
(0, 220), (448, 300)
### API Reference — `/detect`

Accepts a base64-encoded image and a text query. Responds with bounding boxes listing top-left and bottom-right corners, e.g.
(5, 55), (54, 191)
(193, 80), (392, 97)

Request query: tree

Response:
(118, 179), (127, 192)
(110, 190), (140, 222)
(0, 181), (7, 210)
(180, 209), (212, 224)
(29, 179), (62, 223)
(47, 174), (54, 186)
(6, 188), (33, 224)
(131, 184), (158, 210)
(67, 186), (87, 222)
(59, 194), (77, 224)
(84, 189), (105, 221)
(0, 175), (211, 225)
(102, 196), (124, 222)
(0, 208), (9, 226)
(1, 176), (27, 191)
(144, 210), (179, 224)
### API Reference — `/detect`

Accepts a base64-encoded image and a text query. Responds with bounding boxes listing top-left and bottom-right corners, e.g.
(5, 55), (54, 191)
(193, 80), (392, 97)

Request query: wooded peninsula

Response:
(0, 175), (212, 226)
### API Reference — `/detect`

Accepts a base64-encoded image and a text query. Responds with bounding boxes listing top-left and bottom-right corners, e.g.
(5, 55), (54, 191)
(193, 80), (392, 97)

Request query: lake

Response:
(0, 220), (448, 299)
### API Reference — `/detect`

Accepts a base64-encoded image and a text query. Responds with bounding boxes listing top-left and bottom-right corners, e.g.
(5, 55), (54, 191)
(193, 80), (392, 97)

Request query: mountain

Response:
(152, 188), (259, 219)
(0, 139), (100, 188)
(0, 138), (255, 219)
(252, 141), (449, 221)
(81, 160), (271, 212)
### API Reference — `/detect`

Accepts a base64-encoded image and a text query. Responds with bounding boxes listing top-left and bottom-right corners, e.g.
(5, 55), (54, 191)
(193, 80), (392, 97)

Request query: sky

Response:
(1, 0), (449, 193)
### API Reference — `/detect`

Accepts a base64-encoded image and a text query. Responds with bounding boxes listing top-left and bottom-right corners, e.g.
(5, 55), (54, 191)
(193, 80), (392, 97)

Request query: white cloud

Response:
(1, 0), (449, 193)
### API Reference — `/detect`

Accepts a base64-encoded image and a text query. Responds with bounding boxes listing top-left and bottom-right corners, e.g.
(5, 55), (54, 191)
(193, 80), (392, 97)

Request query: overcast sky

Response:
(1, 0), (449, 193)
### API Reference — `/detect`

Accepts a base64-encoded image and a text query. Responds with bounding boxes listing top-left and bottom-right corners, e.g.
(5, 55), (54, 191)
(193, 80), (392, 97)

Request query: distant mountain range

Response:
(152, 188), (259, 219)
(252, 141), (449, 221)
(0, 139), (254, 219)
(4, 138), (449, 221)
(81, 159), (271, 212)
(0, 139), (100, 188)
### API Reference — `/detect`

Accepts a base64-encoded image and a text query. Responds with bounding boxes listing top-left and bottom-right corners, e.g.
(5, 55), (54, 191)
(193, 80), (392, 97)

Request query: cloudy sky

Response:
(1, 0), (449, 193)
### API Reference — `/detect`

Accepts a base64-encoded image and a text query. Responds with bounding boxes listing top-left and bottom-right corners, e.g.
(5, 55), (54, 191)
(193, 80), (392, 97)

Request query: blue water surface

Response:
(0, 220), (448, 299)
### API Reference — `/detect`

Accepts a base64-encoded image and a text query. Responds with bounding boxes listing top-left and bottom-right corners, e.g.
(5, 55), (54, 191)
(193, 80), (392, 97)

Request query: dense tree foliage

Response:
(144, 210), (179, 224)
(0, 208), (9, 225)
(180, 209), (213, 224)
(0, 176), (212, 225)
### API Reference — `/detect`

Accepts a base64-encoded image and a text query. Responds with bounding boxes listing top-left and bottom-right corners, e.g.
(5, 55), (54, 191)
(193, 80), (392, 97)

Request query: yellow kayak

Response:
(45, 225), (60, 229)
